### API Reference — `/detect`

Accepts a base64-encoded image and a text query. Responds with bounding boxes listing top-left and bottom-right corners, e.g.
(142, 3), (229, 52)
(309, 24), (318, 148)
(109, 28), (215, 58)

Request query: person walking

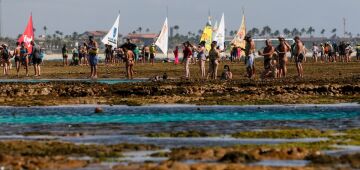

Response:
(0, 44), (11, 76)
(242, 35), (256, 79)
(294, 36), (305, 78)
(149, 43), (156, 65)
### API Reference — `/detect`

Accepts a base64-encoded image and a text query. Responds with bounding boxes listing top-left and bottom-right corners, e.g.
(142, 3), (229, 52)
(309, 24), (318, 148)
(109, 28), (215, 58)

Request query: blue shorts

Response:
(89, 55), (98, 66)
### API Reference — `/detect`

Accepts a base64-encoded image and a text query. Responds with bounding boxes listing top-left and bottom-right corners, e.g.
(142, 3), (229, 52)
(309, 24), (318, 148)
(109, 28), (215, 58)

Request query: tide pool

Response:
(0, 104), (359, 124)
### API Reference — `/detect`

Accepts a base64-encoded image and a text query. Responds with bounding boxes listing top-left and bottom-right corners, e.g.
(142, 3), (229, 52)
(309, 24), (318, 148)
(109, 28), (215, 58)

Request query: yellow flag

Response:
(231, 14), (246, 49)
(200, 26), (213, 51)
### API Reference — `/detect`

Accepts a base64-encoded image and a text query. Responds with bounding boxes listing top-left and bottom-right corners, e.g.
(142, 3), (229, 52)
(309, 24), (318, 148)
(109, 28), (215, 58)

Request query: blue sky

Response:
(1, 0), (358, 38)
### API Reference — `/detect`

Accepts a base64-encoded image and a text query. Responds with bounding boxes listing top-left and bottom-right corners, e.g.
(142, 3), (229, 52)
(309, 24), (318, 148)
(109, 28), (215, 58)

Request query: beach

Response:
(0, 59), (358, 169)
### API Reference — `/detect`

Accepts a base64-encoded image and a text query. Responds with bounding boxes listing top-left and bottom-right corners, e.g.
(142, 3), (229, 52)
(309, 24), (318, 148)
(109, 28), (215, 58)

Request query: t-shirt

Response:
(183, 47), (192, 58)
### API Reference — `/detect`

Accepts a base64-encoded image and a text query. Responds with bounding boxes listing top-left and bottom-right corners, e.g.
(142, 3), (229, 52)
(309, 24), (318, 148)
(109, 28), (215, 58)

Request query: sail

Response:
(214, 13), (225, 50)
(200, 16), (213, 51)
(102, 14), (120, 47)
(231, 14), (246, 49)
(155, 18), (168, 55)
(212, 20), (218, 41)
(18, 14), (34, 53)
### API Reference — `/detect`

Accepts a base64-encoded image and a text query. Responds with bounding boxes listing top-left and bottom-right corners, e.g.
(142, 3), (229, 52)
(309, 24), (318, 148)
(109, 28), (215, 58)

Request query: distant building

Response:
(125, 33), (158, 46)
(79, 31), (107, 40)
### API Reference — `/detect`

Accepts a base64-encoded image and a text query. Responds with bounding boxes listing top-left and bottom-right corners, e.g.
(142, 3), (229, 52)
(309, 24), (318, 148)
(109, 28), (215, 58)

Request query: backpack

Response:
(2, 49), (9, 59)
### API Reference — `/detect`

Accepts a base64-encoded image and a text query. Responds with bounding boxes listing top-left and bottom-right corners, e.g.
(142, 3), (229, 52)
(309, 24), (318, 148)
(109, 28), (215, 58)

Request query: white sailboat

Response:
(155, 18), (169, 56)
(214, 13), (225, 50)
(102, 14), (120, 47)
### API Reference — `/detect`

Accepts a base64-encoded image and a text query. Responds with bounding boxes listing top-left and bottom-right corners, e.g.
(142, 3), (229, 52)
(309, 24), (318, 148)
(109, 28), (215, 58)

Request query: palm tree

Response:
(331, 28), (337, 38)
(301, 28), (306, 36)
(229, 30), (235, 37)
(262, 26), (272, 36)
(291, 28), (300, 36)
(43, 26), (47, 36)
(173, 25), (180, 35)
(273, 30), (280, 37)
(320, 29), (325, 37)
(283, 28), (291, 37)
(146, 28), (150, 33)
(72, 32), (78, 40)
(137, 27), (142, 33)
(306, 27), (315, 37)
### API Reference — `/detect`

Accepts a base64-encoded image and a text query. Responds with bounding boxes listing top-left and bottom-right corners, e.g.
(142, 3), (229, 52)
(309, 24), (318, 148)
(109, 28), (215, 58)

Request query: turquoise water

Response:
(0, 79), (146, 85)
(0, 105), (359, 124)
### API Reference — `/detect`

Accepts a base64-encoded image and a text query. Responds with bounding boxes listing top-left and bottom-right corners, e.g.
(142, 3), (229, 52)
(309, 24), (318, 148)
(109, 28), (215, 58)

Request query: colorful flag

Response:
(231, 14), (246, 49)
(18, 14), (34, 53)
(155, 18), (168, 55)
(200, 17), (213, 51)
(102, 14), (120, 47)
(214, 13), (225, 50)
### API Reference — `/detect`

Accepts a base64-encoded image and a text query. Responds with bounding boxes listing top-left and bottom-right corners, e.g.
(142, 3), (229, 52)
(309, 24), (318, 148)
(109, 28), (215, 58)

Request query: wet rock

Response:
(218, 151), (257, 163)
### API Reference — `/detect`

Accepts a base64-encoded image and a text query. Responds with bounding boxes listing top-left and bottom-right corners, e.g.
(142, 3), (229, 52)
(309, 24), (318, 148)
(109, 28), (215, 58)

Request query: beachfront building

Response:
(125, 33), (158, 46)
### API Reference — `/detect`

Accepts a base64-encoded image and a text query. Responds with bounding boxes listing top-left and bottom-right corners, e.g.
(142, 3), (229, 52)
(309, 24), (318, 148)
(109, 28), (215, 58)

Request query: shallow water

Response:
(0, 104), (359, 136)
(1, 104), (359, 124)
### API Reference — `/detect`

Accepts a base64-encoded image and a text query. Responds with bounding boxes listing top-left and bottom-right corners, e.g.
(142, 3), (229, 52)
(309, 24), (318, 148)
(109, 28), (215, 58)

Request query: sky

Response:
(0, 0), (359, 38)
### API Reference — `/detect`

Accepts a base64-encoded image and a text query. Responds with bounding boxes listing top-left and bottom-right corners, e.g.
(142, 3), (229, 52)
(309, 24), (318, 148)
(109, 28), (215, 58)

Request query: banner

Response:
(155, 18), (168, 55)
(231, 14), (246, 49)
(18, 14), (34, 53)
(200, 17), (213, 51)
(214, 13), (225, 50)
(102, 14), (120, 47)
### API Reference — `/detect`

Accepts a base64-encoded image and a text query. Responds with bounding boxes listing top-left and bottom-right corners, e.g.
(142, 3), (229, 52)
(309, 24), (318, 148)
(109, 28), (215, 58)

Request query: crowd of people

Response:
(0, 35), (359, 80)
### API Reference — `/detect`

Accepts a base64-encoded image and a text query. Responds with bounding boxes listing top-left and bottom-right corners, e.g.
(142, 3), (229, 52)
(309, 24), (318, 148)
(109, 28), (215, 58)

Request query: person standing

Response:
(242, 35), (256, 79)
(275, 37), (290, 78)
(86, 36), (99, 79)
(62, 44), (68, 66)
(30, 41), (42, 77)
(173, 46), (179, 65)
(312, 43), (319, 62)
(1, 44), (11, 76)
(196, 41), (206, 78)
(258, 39), (275, 79)
(149, 43), (156, 65)
(294, 36), (305, 78)
(124, 47), (135, 79)
(134, 46), (140, 63)
(19, 42), (29, 77)
(182, 41), (192, 79)
(13, 42), (21, 77)
(104, 44), (113, 66)
(208, 41), (221, 80)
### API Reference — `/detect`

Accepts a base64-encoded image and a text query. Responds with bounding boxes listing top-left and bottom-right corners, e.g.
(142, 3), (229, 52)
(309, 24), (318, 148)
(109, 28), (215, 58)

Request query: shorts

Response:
(295, 54), (304, 63)
(89, 55), (98, 66)
(14, 56), (20, 62)
(246, 54), (255, 68)
(150, 53), (155, 59)
(63, 54), (68, 58)
(32, 57), (42, 65)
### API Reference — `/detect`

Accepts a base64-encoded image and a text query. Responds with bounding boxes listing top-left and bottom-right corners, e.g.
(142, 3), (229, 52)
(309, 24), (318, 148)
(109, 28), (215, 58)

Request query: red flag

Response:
(18, 14), (34, 53)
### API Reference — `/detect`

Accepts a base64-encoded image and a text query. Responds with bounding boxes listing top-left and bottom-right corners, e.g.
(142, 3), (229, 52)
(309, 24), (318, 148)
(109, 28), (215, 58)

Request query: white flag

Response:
(155, 18), (169, 55)
(214, 13), (225, 50)
(102, 14), (120, 47)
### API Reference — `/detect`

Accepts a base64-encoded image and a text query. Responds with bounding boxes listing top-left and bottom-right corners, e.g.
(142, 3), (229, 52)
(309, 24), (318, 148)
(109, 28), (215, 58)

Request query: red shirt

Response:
(183, 47), (192, 58)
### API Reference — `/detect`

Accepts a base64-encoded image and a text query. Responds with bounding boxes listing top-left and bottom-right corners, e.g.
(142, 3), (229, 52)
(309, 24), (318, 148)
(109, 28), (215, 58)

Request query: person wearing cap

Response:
(207, 41), (221, 80)
(86, 36), (99, 79)
(294, 36), (305, 78)
(275, 36), (290, 78)
(241, 35), (256, 79)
